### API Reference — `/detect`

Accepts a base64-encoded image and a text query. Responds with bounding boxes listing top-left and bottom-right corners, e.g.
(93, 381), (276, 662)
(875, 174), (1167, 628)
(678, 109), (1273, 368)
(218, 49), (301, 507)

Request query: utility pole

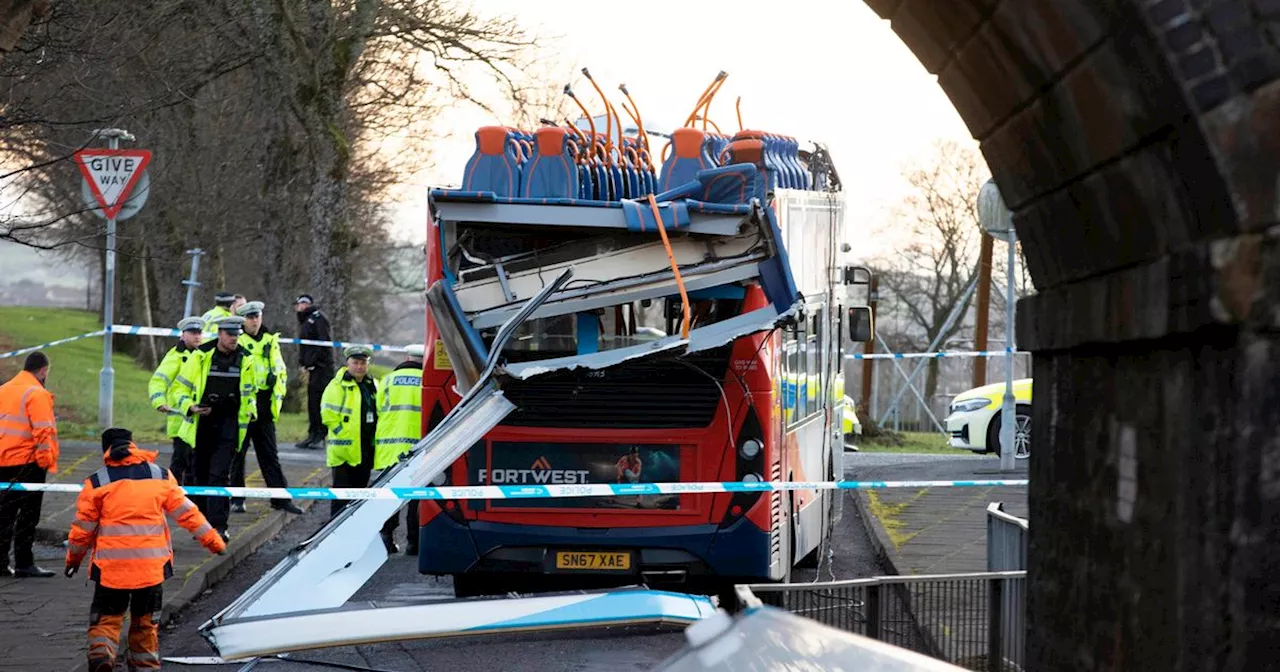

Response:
(972, 235), (993, 388)
(859, 274), (879, 418)
(183, 248), (205, 317)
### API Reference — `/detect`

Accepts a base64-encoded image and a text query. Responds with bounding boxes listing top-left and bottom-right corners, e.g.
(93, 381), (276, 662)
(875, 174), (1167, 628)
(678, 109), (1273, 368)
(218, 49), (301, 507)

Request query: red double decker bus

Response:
(415, 118), (871, 597)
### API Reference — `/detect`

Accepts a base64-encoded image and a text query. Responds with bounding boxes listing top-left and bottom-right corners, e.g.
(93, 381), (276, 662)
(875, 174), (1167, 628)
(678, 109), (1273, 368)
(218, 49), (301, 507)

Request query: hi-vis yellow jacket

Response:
(374, 362), (423, 460)
(148, 344), (196, 439)
(168, 341), (260, 450)
(321, 368), (403, 470)
(238, 330), (288, 421)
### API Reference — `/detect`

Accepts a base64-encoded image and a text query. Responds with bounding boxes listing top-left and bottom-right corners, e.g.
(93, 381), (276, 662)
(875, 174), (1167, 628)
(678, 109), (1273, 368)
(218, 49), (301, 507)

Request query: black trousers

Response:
(307, 365), (334, 439)
(90, 581), (163, 620)
(230, 397), (289, 507)
(0, 463), (45, 569)
(169, 438), (194, 486)
(192, 415), (238, 533)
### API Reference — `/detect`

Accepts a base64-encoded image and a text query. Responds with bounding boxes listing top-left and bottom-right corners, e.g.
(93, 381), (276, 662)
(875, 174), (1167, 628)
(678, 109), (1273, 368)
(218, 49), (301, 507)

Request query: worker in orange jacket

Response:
(0, 351), (59, 577)
(66, 427), (226, 672)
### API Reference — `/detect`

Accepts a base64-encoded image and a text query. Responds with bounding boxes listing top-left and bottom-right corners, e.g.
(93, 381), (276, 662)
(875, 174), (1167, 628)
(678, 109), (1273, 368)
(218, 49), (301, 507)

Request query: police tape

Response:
(0, 324), (1024, 361)
(845, 348), (1025, 360)
(109, 325), (410, 353)
(0, 478), (1028, 500)
(0, 329), (108, 359)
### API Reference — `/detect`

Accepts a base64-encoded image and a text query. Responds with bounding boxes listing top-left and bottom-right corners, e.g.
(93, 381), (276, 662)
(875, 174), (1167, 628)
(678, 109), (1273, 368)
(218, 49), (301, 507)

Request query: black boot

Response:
(380, 530), (399, 555)
(272, 501), (303, 515)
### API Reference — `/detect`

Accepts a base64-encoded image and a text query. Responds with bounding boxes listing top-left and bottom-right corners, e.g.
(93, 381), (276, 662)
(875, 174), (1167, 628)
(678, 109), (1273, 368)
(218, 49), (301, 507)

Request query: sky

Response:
(384, 0), (976, 259)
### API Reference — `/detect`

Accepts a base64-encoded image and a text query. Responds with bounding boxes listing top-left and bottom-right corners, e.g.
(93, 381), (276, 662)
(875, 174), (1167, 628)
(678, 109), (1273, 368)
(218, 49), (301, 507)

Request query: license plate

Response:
(554, 551), (632, 572)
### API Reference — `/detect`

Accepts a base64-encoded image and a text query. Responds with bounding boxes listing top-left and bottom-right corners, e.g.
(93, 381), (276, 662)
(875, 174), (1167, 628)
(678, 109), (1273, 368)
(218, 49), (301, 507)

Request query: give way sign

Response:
(73, 149), (152, 220)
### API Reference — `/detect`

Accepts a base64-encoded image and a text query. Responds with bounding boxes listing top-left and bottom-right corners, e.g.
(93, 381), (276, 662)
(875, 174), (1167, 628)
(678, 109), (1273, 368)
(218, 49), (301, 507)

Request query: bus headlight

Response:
(739, 438), (762, 461)
(742, 473), (762, 483)
(430, 470), (447, 486)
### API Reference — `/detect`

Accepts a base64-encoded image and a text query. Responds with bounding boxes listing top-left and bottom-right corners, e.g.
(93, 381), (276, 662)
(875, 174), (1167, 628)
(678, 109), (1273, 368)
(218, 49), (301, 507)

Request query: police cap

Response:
(214, 291), (236, 304)
(403, 344), (425, 359)
(294, 294), (314, 306)
(177, 317), (204, 333)
(216, 316), (246, 335)
(236, 300), (265, 317)
(343, 345), (373, 360)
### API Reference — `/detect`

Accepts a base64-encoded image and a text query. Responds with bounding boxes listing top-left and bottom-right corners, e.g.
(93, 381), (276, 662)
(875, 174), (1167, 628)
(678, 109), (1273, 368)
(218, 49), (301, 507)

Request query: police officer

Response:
(321, 345), (398, 552)
(228, 301), (302, 515)
(171, 316), (259, 542)
(200, 291), (237, 333)
(375, 344), (424, 555)
(149, 317), (203, 485)
(294, 294), (334, 450)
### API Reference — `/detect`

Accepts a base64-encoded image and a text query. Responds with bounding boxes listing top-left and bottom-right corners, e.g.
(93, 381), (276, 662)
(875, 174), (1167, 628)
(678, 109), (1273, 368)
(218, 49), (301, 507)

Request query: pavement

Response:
(0, 439), (328, 672)
(846, 450), (1029, 668)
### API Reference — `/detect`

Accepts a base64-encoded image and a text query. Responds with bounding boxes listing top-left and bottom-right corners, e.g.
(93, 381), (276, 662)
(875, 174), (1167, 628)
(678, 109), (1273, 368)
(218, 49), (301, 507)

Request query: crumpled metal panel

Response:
(204, 588), (716, 661)
(199, 270), (574, 650)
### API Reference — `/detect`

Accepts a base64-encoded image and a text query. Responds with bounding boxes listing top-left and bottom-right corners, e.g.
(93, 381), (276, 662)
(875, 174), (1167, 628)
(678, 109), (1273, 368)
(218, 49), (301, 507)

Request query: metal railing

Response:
(743, 571), (1026, 672)
(986, 502), (1028, 665)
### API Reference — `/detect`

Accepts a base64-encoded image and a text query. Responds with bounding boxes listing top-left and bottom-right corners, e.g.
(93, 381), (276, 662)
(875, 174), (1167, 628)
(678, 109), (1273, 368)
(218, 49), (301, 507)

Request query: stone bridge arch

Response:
(865, 1), (1278, 668)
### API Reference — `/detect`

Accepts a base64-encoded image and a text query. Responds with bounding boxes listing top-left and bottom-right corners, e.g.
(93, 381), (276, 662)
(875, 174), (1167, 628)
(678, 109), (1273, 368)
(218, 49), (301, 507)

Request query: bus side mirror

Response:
(848, 306), (874, 343)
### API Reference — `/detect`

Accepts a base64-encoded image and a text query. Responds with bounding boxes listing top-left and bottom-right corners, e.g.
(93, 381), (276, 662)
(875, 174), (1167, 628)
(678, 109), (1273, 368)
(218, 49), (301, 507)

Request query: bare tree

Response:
(874, 139), (990, 399)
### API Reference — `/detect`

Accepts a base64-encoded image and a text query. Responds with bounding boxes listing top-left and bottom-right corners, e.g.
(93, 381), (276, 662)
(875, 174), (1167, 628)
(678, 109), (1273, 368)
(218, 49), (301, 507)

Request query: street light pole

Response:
(977, 178), (1018, 473)
(182, 248), (205, 318)
(998, 226), (1017, 472)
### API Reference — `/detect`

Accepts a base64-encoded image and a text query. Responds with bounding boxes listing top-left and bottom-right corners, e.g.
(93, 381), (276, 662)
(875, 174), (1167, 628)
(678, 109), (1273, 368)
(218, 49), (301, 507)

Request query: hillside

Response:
(0, 307), (311, 443)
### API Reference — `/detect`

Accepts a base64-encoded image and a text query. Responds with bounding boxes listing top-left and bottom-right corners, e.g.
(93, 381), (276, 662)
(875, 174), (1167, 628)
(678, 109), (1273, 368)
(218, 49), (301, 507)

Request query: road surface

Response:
(160, 452), (962, 670)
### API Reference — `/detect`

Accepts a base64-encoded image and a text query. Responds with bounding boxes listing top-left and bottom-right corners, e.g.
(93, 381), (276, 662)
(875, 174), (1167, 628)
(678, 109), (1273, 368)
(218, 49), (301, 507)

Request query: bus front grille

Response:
(500, 346), (733, 429)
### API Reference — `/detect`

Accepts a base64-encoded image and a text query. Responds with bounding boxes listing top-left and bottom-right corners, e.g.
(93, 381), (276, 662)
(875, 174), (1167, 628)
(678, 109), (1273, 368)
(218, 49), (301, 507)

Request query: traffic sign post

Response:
(74, 130), (151, 428)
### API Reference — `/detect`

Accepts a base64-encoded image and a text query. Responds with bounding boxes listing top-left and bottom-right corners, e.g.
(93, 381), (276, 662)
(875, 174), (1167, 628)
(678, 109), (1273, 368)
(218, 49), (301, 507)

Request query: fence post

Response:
(867, 583), (881, 640)
(987, 577), (1004, 672)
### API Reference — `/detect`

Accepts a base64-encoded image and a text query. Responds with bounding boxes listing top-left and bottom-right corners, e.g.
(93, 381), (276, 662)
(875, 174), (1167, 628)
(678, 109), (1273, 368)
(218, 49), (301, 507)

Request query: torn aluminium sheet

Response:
(200, 588), (716, 661)
(198, 270), (573, 653)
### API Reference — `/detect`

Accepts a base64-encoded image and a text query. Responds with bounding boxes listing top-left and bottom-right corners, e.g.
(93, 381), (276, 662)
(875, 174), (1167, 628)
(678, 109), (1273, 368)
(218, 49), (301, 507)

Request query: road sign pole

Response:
(76, 132), (150, 428)
(98, 133), (120, 428)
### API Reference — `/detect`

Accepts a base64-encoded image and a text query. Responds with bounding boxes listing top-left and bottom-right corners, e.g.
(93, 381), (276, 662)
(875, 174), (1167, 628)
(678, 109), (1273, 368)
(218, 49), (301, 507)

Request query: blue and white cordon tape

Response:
(0, 478), (1028, 500)
(109, 325), (409, 353)
(0, 324), (1024, 361)
(0, 330), (108, 359)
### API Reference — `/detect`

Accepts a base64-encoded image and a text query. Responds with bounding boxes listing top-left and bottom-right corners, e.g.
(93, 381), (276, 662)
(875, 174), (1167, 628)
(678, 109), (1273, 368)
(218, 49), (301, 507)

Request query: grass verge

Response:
(856, 430), (961, 454)
(0, 307), (311, 443)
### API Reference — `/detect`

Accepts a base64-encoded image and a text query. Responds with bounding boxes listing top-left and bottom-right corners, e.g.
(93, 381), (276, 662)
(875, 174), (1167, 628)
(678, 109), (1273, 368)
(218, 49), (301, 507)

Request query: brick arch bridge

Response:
(867, 1), (1277, 669)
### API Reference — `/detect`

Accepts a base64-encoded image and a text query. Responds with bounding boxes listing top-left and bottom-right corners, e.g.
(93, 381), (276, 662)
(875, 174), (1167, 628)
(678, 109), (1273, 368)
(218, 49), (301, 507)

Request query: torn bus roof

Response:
(202, 587), (716, 661)
(197, 271), (573, 654)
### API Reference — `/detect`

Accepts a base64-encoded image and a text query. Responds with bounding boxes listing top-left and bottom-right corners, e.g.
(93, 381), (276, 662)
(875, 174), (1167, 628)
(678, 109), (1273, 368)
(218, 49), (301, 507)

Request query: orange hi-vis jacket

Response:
(66, 443), (226, 589)
(0, 370), (59, 472)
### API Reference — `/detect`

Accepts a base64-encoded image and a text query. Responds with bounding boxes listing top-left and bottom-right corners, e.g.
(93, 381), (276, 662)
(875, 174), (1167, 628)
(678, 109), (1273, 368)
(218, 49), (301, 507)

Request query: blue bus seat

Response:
(658, 128), (715, 193)
(462, 126), (521, 197)
(522, 127), (579, 199)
